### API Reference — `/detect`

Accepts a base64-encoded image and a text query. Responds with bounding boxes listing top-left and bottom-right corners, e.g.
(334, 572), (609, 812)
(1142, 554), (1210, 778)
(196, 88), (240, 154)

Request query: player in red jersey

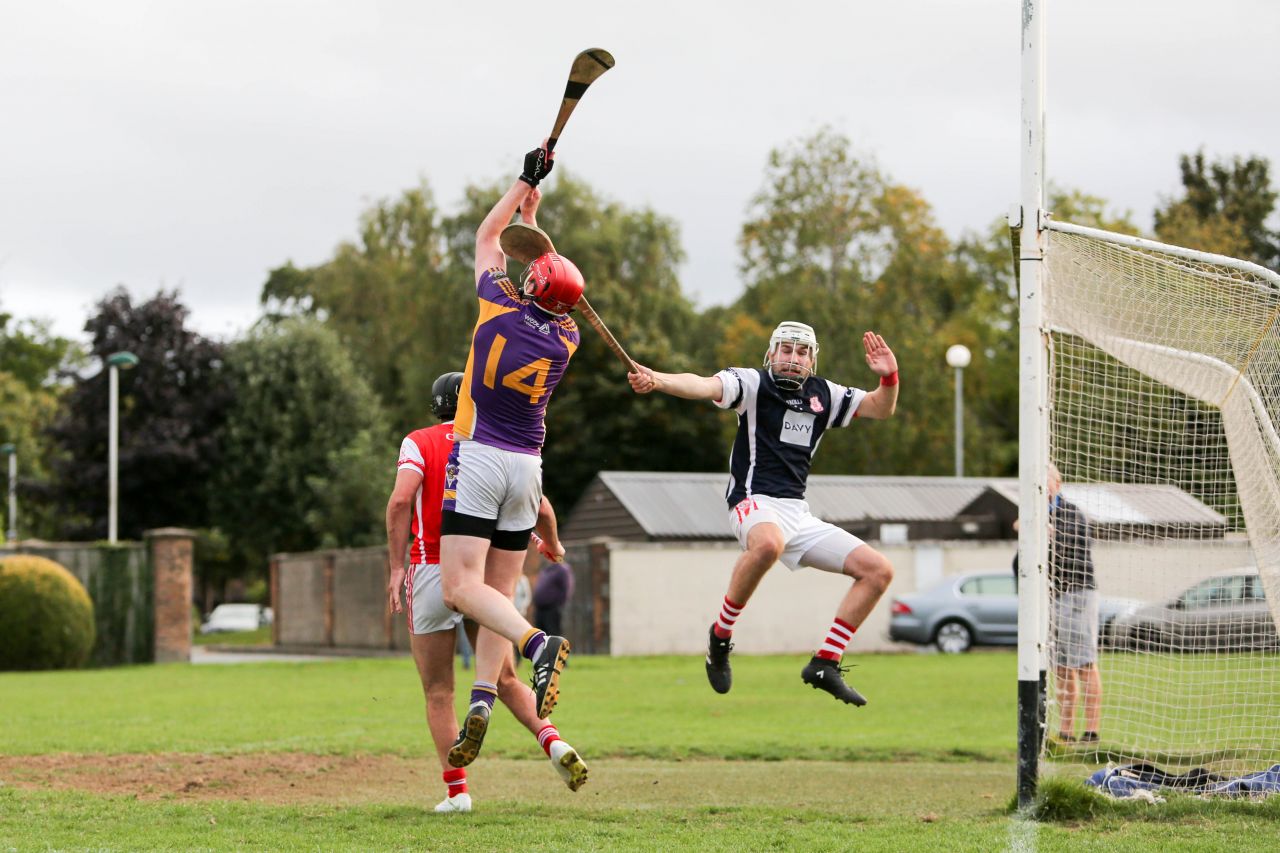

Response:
(386, 372), (588, 814)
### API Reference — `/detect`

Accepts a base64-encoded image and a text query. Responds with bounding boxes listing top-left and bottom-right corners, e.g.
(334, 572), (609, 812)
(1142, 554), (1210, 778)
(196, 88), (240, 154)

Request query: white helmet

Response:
(763, 321), (819, 389)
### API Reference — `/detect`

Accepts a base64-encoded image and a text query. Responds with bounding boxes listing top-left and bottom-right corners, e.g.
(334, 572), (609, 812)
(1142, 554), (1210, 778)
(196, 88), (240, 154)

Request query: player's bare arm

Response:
(474, 144), (555, 280)
(519, 186), (542, 228)
(628, 365), (724, 401)
(854, 331), (899, 420)
(532, 496), (566, 563)
(385, 468), (423, 613)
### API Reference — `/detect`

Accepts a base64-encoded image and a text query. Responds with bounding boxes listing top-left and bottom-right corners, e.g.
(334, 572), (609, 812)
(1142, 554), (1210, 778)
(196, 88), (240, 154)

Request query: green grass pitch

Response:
(2, 651), (1277, 850)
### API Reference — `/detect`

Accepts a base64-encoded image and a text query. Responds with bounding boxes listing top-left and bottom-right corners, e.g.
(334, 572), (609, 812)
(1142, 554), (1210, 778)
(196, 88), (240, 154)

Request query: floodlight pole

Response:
(1, 443), (15, 544)
(946, 345), (971, 477)
(107, 351), (139, 544)
(1016, 0), (1050, 809)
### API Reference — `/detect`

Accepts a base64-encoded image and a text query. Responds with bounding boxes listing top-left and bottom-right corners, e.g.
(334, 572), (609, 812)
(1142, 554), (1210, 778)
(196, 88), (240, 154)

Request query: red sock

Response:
(714, 596), (744, 639)
(537, 724), (561, 757)
(816, 617), (856, 661)
(443, 767), (467, 797)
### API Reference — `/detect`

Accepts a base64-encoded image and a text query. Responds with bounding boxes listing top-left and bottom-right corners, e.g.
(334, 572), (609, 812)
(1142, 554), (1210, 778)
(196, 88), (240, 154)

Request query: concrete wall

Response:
(8, 542), (154, 665)
(3, 531), (196, 665)
(605, 537), (1255, 655)
(272, 547), (410, 650)
(265, 536), (1257, 655)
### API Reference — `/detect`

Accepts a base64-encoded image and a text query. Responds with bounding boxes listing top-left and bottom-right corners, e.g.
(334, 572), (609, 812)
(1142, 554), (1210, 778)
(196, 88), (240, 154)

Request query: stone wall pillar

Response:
(146, 528), (195, 663)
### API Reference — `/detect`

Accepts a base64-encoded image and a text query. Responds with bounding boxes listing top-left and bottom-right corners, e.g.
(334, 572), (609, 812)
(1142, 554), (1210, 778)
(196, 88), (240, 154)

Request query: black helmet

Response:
(430, 372), (463, 421)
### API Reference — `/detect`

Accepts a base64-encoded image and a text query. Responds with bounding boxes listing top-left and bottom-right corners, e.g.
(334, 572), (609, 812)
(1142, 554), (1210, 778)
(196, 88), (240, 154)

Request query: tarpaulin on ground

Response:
(1087, 763), (1280, 798)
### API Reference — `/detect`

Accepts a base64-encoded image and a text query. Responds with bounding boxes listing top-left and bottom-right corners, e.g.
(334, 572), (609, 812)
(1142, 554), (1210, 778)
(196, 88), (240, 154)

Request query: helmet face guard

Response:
(430, 371), (464, 420)
(763, 321), (819, 390)
(521, 252), (584, 316)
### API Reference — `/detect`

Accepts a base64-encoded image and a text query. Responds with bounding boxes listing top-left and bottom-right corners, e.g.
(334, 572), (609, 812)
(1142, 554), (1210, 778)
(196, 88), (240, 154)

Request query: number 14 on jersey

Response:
(483, 334), (552, 405)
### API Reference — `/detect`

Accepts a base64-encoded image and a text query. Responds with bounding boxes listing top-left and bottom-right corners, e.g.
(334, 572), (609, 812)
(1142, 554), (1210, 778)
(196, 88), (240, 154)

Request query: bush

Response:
(0, 555), (96, 670)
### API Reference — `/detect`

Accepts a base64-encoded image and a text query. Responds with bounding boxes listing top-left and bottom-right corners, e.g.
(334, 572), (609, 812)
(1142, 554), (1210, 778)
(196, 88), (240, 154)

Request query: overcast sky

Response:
(2, 0), (1277, 343)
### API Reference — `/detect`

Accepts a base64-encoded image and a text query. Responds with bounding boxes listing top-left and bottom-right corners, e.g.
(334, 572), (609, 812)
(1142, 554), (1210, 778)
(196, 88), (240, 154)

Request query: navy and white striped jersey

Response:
(714, 367), (866, 507)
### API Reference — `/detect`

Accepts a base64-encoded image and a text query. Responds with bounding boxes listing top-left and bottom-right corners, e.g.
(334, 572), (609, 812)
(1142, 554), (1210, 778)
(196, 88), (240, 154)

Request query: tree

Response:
(265, 172), (723, 512)
(944, 188), (1144, 477)
(0, 308), (81, 538)
(39, 289), (231, 540)
(0, 311), (81, 390)
(1047, 187), (1142, 237)
(1154, 151), (1280, 269)
(212, 318), (390, 575)
(726, 128), (1009, 477)
(261, 183), (473, 433)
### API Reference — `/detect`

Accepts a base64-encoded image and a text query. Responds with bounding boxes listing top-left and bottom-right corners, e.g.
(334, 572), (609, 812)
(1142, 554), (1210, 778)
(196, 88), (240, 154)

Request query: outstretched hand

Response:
(532, 531), (565, 563)
(520, 187), (542, 223)
(628, 365), (657, 394)
(863, 332), (897, 376)
(519, 140), (556, 187)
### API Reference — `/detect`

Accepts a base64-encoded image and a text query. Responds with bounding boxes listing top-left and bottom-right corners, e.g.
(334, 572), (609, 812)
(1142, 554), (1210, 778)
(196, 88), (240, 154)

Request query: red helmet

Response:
(521, 252), (584, 316)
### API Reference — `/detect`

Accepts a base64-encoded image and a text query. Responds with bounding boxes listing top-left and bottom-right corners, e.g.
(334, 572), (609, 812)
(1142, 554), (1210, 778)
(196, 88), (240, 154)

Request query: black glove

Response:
(519, 147), (554, 187)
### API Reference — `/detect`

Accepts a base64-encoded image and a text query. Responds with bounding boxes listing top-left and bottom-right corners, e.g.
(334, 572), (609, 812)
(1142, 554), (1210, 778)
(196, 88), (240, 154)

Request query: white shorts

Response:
(447, 440), (542, 533)
(406, 563), (463, 635)
(728, 495), (865, 574)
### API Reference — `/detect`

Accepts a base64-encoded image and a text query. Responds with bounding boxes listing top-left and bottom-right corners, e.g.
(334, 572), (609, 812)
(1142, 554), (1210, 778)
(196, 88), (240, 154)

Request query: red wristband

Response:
(880, 371), (898, 387)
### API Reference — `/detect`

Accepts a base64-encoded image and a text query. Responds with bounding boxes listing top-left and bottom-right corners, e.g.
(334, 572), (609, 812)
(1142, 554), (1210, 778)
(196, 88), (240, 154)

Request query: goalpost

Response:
(1017, 1), (1280, 805)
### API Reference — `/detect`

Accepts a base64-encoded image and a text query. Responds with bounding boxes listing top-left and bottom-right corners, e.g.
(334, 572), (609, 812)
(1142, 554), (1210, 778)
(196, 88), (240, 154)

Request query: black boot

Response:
(800, 655), (867, 706)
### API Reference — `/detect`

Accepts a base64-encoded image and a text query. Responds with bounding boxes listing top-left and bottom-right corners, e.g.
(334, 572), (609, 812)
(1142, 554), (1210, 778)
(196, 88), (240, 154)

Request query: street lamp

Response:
(945, 344), (971, 478)
(107, 351), (139, 543)
(1, 443), (15, 544)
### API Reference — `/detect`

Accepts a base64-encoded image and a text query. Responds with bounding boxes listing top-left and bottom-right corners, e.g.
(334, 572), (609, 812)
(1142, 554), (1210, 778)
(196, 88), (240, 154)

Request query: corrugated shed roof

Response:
(984, 481), (1226, 527)
(597, 472), (1017, 539)
(597, 472), (1227, 538)
(598, 472), (729, 539)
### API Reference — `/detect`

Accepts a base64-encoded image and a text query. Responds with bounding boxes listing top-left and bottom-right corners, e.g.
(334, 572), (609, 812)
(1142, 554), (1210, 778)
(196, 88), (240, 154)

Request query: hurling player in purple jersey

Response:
(438, 142), (585, 769)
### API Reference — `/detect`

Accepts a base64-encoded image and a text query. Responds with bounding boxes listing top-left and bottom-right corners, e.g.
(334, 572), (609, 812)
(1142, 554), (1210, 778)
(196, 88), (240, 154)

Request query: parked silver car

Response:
(888, 571), (1142, 654)
(1108, 570), (1279, 652)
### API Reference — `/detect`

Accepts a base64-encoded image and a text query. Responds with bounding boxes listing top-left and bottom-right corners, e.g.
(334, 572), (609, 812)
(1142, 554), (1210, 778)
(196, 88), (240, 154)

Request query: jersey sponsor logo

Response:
(785, 398), (804, 409)
(523, 314), (552, 335)
(780, 409), (816, 446)
(809, 395), (823, 413)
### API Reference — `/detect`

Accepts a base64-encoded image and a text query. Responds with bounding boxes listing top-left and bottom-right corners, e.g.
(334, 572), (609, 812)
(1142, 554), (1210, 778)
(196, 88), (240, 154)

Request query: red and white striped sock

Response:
(443, 767), (467, 798)
(537, 724), (562, 757)
(713, 596), (744, 639)
(816, 617), (856, 661)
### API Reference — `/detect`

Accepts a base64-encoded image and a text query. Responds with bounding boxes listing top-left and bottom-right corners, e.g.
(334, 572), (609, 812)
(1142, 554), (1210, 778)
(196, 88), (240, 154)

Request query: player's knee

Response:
(441, 577), (467, 612)
(747, 534), (785, 564)
(424, 679), (453, 708)
(869, 553), (894, 593)
(849, 548), (893, 594)
(441, 588), (461, 612)
(495, 665), (522, 700)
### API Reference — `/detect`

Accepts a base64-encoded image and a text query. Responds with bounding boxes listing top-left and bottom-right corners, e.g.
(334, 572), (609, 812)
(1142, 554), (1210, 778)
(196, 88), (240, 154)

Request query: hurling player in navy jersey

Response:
(628, 323), (898, 706)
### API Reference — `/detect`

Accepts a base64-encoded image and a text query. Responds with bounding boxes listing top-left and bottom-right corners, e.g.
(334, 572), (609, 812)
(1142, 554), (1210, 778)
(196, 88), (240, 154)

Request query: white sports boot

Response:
(433, 792), (472, 813)
(549, 739), (589, 792)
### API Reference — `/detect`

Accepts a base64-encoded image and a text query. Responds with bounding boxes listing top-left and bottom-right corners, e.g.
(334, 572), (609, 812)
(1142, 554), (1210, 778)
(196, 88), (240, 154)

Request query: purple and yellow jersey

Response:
(454, 268), (580, 455)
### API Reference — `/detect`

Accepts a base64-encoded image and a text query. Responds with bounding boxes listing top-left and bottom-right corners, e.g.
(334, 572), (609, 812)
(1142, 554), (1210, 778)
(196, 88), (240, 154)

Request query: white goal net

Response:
(1042, 220), (1280, 776)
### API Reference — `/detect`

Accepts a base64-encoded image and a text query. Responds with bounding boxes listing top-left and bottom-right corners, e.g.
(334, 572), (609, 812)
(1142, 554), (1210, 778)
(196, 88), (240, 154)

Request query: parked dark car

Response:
(1109, 570), (1279, 652)
(888, 571), (1143, 654)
